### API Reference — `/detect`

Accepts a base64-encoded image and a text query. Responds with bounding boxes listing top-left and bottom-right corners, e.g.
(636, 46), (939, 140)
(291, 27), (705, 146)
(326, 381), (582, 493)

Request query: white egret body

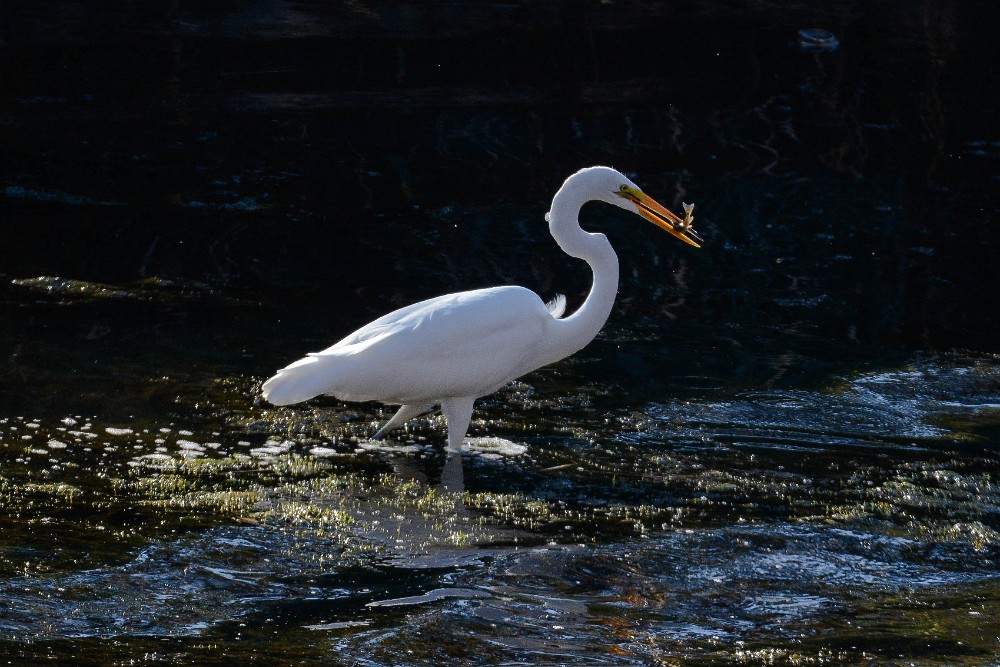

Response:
(262, 166), (701, 452)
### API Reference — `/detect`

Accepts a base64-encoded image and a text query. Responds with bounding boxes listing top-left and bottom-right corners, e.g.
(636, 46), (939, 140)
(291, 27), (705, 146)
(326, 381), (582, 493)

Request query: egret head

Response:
(568, 166), (702, 248)
(617, 186), (701, 250)
(551, 166), (703, 248)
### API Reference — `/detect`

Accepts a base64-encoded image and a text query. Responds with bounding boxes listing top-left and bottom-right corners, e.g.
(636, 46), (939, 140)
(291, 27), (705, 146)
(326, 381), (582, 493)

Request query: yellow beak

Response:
(620, 189), (703, 248)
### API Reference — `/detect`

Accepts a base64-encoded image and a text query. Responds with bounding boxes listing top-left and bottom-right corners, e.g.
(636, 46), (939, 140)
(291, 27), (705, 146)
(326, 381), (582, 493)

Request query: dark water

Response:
(2, 2), (999, 665)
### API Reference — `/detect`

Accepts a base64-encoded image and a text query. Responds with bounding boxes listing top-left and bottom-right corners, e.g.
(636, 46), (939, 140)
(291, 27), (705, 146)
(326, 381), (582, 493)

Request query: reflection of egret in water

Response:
(261, 167), (700, 482)
(379, 437), (530, 494)
(382, 450), (464, 493)
(423, 450), (465, 493)
(440, 450), (464, 493)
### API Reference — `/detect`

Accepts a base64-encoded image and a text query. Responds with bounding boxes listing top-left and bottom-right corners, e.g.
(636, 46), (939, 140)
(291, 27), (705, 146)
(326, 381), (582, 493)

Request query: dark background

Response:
(2, 1), (998, 405)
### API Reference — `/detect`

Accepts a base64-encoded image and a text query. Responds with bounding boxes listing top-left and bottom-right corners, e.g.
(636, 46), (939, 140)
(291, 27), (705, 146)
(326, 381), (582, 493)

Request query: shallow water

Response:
(2, 2), (1000, 665)
(1, 354), (999, 665)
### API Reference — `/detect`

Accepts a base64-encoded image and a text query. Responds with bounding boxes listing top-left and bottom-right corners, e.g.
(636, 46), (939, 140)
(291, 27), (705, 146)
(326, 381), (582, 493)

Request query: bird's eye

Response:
(618, 184), (630, 194)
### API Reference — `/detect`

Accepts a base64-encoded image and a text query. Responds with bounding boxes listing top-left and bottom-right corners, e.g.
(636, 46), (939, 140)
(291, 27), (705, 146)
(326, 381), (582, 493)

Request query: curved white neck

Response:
(543, 178), (620, 361)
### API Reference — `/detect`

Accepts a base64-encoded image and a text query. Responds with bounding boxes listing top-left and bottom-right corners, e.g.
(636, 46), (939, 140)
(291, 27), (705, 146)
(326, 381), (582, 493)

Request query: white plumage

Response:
(262, 166), (701, 453)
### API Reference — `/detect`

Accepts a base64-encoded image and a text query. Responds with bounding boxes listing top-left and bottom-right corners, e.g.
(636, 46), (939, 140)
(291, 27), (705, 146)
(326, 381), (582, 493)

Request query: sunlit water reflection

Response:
(2, 2), (999, 664)
(2, 354), (998, 664)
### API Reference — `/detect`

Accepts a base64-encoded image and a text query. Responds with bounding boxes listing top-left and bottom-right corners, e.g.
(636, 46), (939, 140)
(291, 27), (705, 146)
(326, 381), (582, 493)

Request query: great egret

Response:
(262, 166), (701, 453)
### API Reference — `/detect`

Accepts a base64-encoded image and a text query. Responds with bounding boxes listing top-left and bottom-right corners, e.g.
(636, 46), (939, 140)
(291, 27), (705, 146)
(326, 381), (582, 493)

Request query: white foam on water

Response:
(176, 440), (204, 452)
(357, 440), (424, 455)
(464, 437), (528, 459)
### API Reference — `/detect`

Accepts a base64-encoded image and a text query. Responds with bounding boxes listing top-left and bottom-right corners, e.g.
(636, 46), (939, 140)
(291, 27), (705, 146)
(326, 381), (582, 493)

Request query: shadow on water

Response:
(2, 1), (1000, 665)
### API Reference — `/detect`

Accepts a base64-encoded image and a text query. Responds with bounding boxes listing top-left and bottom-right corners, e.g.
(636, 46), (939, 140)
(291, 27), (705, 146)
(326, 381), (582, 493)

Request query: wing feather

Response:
(262, 286), (559, 406)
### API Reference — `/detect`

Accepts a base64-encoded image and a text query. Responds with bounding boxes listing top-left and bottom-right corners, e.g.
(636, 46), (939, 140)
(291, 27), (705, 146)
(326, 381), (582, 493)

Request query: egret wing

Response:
(263, 286), (557, 406)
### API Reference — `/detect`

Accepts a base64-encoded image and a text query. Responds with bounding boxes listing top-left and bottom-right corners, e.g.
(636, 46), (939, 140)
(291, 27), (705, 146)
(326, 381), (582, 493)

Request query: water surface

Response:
(2, 2), (999, 665)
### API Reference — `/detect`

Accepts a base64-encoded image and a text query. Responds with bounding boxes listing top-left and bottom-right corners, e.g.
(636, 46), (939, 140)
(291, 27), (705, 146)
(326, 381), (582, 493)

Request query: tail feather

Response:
(261, 356), (337, 406)
(545, 294), (566, 318)
(263, 330), (393, 406)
